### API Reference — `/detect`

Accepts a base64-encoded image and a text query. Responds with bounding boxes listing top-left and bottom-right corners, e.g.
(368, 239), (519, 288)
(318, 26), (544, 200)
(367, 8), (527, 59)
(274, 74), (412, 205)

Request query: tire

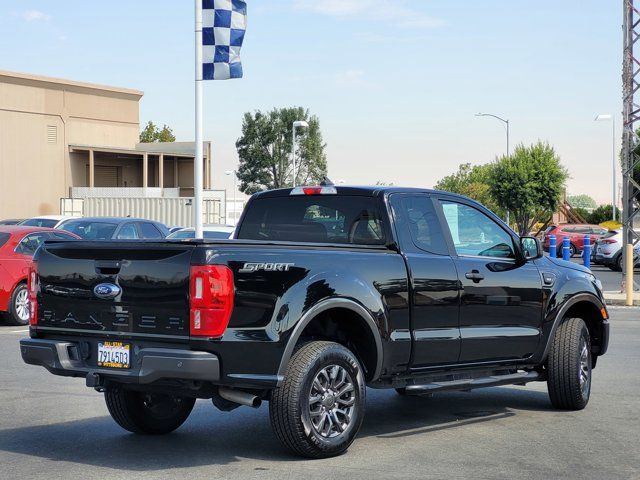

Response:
(569, 243), (577, 258)
(616, 254), (623, 272)
(104, 388), (195, 434)
(7, 283), (29, 326)
(546, 318), (592, 410)
(269, 341), (366, 458)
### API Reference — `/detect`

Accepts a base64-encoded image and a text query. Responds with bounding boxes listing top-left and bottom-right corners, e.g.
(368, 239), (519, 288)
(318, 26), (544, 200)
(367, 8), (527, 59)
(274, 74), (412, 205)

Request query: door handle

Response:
(465, 270), (485, 283)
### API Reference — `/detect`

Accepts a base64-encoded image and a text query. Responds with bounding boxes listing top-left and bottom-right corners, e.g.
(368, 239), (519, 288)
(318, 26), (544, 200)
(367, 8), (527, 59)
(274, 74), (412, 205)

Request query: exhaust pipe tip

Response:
(218, 387), (261, 408)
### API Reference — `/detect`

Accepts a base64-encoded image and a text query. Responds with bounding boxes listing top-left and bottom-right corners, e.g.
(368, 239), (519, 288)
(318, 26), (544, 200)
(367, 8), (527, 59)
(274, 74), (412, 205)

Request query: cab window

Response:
(440, 201), (515, 259)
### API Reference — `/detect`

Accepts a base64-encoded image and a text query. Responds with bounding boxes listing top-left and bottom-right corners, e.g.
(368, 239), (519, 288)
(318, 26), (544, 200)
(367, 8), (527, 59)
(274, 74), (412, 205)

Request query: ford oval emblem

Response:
(94, 283), (121, 300)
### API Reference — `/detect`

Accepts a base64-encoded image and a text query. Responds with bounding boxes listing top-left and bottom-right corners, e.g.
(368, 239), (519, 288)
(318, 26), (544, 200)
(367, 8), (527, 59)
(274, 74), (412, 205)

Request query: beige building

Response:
(0, 70), (212, 220)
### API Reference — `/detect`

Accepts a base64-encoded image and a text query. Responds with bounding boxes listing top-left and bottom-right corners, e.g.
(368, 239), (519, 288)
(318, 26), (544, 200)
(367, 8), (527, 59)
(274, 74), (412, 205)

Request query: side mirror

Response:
(520, 236), (543, 260)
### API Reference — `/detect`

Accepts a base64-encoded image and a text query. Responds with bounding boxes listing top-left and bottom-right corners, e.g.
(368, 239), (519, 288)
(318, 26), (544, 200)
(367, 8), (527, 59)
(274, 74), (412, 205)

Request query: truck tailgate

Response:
(34, 242), (196, 340)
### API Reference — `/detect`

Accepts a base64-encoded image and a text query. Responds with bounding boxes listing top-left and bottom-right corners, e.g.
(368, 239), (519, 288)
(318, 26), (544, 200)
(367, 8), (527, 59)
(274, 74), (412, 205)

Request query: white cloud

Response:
(293, 0), (445, 29)
(21, 10), (51, 22)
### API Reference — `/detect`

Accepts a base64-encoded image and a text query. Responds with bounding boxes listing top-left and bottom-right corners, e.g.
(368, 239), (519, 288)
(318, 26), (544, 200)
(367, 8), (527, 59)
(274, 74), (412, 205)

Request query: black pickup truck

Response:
(20, 186), (610, 458)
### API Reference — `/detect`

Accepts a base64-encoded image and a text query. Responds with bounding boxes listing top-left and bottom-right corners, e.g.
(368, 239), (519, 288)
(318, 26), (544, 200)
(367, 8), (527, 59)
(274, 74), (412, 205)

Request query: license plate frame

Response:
(97, 341), (131, 369)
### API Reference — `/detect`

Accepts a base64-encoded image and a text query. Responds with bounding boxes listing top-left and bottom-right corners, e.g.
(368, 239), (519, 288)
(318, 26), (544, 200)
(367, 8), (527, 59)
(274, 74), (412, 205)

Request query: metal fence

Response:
(60, 197), (223, 227)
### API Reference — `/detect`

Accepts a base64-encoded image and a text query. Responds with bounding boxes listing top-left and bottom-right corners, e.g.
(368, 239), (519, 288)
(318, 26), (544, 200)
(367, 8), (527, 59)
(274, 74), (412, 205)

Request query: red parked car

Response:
(0, 226), (78, 325)
(542, 224), (609, 257)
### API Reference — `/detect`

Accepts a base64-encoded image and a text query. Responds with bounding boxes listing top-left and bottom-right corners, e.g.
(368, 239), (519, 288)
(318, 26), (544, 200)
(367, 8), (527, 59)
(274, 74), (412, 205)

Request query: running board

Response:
(404, 371), (541, 395)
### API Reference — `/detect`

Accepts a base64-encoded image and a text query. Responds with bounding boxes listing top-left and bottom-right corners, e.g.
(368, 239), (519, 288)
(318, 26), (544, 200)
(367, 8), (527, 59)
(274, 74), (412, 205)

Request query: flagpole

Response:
(194, 0), (204, 239)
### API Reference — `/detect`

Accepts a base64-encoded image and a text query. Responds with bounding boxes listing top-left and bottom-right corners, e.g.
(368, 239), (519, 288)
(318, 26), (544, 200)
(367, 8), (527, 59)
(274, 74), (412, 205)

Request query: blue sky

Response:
(0, 1), (621, 203)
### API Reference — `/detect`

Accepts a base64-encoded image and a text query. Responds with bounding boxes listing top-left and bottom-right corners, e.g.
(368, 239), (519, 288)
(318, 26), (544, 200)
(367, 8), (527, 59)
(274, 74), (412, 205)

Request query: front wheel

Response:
(547, 318), (592, 410)
(105, 389), (195, 434)
(269, 341), (366, 458)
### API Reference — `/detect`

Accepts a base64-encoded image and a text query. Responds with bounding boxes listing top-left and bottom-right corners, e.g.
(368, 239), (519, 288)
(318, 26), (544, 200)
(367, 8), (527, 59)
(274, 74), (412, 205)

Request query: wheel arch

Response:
(540, 293), (609, 364)
(276, 298), (384, 384)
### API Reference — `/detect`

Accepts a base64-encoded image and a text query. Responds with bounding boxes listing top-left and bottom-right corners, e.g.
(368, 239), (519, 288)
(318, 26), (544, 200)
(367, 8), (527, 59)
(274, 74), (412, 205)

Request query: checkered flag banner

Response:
(202, 0), (247, 80)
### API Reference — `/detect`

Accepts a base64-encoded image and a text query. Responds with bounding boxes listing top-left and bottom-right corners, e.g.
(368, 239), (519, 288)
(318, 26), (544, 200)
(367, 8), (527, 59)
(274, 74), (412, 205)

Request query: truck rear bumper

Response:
(20, 338), (220, 385)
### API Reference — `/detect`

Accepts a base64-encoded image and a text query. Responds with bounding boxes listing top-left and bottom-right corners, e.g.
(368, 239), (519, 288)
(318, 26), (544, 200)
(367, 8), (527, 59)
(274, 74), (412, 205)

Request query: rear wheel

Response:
(105, 389), (195, 434)
(7, 283), (29, 326)
(546, 318), (592, 410)
(269, 341), (366, 458)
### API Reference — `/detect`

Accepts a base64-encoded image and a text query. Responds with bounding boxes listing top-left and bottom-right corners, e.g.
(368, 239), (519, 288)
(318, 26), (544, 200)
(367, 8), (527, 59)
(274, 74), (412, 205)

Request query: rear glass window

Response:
(21, 218), (58, 228)
(61, 221), (118, 240)
(0, 233), (9, 248)
(237, 195), (385, 245)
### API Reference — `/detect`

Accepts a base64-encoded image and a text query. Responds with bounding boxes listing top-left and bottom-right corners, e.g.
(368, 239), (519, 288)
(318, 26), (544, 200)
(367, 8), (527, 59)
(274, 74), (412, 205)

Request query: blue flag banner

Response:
(202, 0), (247, 80)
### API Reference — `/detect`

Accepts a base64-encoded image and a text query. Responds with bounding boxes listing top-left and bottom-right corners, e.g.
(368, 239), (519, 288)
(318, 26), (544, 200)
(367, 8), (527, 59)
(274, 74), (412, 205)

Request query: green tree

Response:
(490, 141), (568, 236)
(435, 163), (503, 216)
(236, 107), (327, 194)
(587, 204), (621, 224)
(567, 194), (597, 210)
(139, 121), (176, 143)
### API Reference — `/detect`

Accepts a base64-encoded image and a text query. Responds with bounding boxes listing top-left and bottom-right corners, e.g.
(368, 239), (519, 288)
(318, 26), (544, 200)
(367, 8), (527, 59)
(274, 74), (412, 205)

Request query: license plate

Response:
(97, 341), (131, 369)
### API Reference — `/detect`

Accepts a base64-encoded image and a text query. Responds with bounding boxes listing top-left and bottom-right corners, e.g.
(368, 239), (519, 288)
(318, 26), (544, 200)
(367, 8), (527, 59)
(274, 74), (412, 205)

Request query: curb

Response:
(603, 292), (640, 307)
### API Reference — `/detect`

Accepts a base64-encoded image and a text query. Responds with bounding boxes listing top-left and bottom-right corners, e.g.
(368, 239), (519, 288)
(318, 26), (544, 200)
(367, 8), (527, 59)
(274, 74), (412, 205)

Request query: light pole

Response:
(594, 114), (617, 222)
(476, 113), (510, 156)
(225, 169), (237, 226)
(292, 120), (309, 187)
(476, 112), (510, 223)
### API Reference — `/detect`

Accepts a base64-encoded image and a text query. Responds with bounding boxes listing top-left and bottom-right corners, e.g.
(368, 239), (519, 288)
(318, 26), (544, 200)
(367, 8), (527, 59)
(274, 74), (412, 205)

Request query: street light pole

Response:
(595, 114), (617, 221)
(476, 112), (510, 224)
(476, 113), (510, 156)
(291, 120), (309, 187)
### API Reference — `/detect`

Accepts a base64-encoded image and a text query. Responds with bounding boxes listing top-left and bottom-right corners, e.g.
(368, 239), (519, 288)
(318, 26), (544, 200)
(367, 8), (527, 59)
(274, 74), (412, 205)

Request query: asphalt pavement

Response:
(0, 309), (638, 480)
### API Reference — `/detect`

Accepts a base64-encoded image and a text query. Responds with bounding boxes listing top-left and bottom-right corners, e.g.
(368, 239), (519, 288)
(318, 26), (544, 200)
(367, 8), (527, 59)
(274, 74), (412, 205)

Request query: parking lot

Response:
(0, 308), (637, 480)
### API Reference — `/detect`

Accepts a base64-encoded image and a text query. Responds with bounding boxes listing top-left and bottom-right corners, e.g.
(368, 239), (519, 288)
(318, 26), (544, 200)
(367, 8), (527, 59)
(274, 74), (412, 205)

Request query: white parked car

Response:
(19, 215), (79, 229)
(592, 229), (640, 271)
(166, 225), (235, 240)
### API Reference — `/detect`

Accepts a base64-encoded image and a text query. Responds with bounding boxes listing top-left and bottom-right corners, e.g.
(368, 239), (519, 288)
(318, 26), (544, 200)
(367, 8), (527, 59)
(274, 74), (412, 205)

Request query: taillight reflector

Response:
(28, 265), (39, 326)
(189, 265), (234, 338)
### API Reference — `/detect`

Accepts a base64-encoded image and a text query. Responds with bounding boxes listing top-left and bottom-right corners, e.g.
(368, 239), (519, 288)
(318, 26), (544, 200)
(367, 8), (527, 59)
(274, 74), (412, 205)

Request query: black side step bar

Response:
(404, 371), (541, 395)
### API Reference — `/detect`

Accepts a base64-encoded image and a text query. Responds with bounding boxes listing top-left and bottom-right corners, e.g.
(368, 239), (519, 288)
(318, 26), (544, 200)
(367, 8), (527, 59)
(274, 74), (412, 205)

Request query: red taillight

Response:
(27, 265), (39, 326)
(189, 265), (234, 338)
(601, 239), (617, 244)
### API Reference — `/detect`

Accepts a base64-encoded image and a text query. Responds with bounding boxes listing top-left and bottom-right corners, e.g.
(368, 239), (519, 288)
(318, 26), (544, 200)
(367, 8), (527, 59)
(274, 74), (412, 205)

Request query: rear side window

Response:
(15, 233), (49, 256)
(390, 194), (448, 255)
(139, 222), (164, 239)
(0, 233), (9, 248)
(237, 195), (386, 245)
(116, 223), (139, 240)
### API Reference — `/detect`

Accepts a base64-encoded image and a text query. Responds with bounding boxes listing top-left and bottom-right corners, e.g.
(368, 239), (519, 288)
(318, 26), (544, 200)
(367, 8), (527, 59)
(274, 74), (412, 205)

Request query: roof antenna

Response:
(320, 177), (334, 186)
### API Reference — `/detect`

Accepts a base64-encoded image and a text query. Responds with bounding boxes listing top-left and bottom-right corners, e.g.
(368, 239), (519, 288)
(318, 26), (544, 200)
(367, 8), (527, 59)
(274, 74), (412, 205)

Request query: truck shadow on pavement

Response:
(0, 386), (553, 469)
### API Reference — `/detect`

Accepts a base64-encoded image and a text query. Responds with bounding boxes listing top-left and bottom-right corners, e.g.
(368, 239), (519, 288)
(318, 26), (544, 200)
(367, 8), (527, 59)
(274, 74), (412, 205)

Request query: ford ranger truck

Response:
(20, 186), (610, 458)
